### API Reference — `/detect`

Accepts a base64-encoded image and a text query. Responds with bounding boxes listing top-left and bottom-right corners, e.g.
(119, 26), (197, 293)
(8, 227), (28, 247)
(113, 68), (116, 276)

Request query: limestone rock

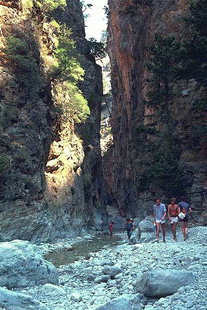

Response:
(139, 219), (154, 232)
(95, 296), (133, 310)
(102, 266), (122, 279)
(94, 275), (110, 283)
(135, 269), (195, 297)
(0, 240), (59, 288)
(0, 287), (48, 310)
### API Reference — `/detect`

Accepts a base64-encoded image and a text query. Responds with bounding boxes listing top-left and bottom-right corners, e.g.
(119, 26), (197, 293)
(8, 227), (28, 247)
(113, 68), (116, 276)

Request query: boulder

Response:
(95, 296), (133, 310)
(94, 275), (110, 283)
(41, 284), (66, 296)
(138, 219), (154, 232)
(0, 240), (59, 288)
(102, 266), (122, 279)
(0, 287), (48, 310)
(135, 269), (195, 297)
(138, 219), (155, 243)
(136, 218), (155, 242)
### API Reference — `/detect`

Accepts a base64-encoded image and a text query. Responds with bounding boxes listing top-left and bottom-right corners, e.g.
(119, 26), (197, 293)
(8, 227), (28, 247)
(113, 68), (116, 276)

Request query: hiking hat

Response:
(178, 212), (185, 220)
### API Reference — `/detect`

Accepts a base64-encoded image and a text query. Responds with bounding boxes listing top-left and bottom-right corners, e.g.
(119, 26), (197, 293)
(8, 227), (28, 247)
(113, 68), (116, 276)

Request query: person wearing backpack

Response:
(178, 196), (192, 241)
(168, 198), (180, 241)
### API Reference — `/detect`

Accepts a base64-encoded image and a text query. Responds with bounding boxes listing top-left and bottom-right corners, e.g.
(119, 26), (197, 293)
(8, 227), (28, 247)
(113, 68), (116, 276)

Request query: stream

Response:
(45, 233), (122, 267)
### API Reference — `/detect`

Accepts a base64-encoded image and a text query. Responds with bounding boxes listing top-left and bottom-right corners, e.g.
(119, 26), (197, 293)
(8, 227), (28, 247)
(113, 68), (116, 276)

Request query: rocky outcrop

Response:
(0, 0), (106, 241)
(0, 287), (48, 310)
(0, 240), (58, 288)
(106, 0), (207, 218)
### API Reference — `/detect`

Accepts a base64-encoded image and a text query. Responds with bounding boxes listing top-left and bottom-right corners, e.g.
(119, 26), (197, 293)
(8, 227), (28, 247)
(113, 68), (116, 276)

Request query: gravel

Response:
(15, 226), (207, 310)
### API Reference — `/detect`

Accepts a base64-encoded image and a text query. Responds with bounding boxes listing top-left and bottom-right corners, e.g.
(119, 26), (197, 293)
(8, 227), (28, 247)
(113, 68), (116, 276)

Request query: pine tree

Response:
(180, 0), (207, 85)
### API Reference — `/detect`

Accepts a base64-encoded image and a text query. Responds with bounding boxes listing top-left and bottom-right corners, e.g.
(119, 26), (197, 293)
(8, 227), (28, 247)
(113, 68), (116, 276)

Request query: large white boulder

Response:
(138, 219), (155, 243)
(0, 240), (59, 288)
(135, 269), (195, 297)
(138, 219), (154, 232)
(0, 287), (48, 310)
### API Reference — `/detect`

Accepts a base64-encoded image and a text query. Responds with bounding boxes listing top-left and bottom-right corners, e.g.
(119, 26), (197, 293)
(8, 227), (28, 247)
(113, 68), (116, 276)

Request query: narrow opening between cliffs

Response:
(83, 0), (113, 156)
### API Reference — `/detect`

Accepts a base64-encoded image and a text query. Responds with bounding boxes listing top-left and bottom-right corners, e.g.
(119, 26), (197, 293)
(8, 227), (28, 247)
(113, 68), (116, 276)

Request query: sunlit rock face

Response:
(0, 0), (106, 241)
(107, 0), (207, 218)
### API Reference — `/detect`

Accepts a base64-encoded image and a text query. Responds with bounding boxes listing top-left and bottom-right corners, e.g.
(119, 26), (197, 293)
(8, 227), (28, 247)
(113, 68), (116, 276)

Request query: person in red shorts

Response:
(168, 198), (180, 241)
(108, 221), (114, 237)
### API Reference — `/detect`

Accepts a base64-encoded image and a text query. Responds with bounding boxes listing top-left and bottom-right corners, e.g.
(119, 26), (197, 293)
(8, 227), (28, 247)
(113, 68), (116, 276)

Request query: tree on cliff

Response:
(141, 0), (207, 196)
(180, 0), (207, 85)
(145, 35), (182, 124)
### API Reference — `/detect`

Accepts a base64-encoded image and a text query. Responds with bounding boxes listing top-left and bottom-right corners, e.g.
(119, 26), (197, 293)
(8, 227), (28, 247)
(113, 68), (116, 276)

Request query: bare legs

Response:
(171, 222), (177, 240)
(182, 222), (188, 240)
(155, 222), (166, 242)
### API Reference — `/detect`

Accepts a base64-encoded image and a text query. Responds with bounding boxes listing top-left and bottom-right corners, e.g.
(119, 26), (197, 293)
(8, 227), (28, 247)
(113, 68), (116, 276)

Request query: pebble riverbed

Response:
(16, 226), (207, 310)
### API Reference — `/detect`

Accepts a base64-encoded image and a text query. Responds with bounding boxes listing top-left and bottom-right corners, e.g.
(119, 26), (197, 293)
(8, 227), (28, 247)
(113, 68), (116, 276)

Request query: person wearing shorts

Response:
(153, 198), (166, 242)
(178, 196), (192, 241)
(168, 198), (180, 241)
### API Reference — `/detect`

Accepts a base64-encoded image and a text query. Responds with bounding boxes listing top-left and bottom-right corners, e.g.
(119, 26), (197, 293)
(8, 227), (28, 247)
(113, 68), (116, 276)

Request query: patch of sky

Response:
(82, 0), (108, 41)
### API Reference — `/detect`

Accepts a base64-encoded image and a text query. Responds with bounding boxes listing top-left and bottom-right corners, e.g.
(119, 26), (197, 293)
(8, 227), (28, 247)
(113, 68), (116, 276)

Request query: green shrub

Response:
(179, 0), (207, 85)
(36, 0), (66, 14)
(3, 35), (43, 96)
(52, 26), (90, 123)
(53, 27), (84, 83)
(140, 145), (184, 196)
(57, 81), (90, 123)
(87, 38), (106, 59)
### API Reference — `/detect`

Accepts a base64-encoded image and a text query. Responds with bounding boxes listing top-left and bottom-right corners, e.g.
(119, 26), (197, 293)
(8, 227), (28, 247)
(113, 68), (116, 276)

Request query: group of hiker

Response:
(108, 196), (191, 242)
(153, 196), (191, 242)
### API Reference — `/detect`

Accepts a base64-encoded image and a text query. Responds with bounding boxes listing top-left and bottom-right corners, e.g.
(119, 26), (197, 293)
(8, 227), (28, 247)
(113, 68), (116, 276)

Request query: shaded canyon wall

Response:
(106, 0), (207, 221)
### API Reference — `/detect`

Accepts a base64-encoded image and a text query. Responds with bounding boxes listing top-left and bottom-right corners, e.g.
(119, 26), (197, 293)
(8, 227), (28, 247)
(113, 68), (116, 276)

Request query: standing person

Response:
(125, 218), (134, 240)
(168, 198), (180, 241)
(178, 196), (192, 241)
(153, 198), (166, 242)
(108, 221), (114, 237)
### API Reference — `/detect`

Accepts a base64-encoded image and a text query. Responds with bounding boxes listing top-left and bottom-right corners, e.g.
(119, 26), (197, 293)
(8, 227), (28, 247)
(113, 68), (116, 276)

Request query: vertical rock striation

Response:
(107, 0), (207, 218)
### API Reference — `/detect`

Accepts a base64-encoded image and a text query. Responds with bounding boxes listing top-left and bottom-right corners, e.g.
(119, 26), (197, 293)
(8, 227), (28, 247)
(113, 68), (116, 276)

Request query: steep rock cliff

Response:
(107, 0), (207, 219)
(0, 0), (105, 241)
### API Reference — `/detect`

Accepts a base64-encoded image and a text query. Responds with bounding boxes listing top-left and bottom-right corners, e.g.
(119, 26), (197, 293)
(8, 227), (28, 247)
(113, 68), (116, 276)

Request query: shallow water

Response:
(45, 234), (122, 267)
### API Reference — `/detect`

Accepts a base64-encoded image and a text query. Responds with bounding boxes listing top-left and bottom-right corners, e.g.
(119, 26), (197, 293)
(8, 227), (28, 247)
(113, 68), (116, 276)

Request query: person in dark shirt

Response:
(125, 218), (134, 240)
(178, 196), (192, 241)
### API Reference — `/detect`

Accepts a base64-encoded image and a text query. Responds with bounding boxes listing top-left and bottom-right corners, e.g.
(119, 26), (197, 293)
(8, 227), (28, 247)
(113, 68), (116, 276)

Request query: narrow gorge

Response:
(0, 1), (207, 310)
